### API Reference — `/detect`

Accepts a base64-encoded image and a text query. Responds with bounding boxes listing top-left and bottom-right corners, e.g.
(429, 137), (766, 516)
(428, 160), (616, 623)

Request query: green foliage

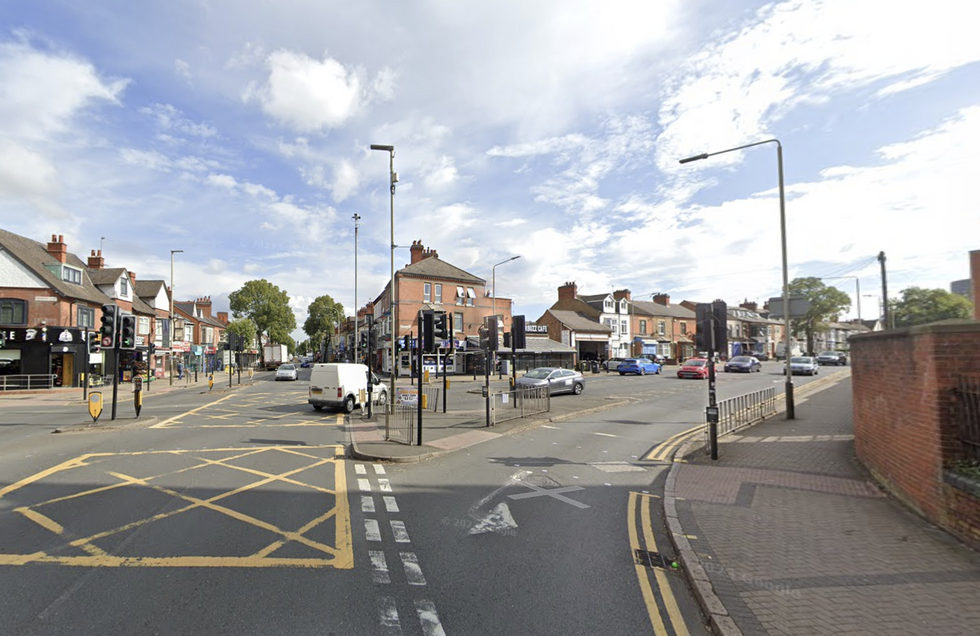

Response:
(225, 318), (256, 348)
(890, 287), (972, 327)
(787, 277), (852, 354)
(953, 460), (980, 481)
(228, 279), (297, 363)
(305, 295), (346, 351)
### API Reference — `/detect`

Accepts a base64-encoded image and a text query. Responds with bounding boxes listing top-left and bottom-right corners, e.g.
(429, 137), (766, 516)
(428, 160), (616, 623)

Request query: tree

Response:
(305, 294), (346, 356)
(225, 318), (257, 348)
(787, 277), (852, 355)
(890, 287), (972, 327)
(228, 279), (297, 366)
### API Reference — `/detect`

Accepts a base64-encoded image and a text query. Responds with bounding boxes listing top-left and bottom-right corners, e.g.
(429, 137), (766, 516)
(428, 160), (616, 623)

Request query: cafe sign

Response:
(0, 326), (85, 345)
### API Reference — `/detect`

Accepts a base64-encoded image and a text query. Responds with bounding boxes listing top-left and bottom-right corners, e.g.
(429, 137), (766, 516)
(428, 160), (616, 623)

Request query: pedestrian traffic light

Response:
(99, 304), (118, 348)
(88, 331), (101, 355)
(120, 314), (136, 350)
(434, 312), (449, 340)
(512, 315), (527, 350)
(422, 311), (435, 353)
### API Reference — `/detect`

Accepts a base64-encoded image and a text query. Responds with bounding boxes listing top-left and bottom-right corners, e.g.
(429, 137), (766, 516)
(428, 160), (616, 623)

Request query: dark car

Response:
(750, 351), (769, 361)
(816, 351), (847, 366)
(724, 355), (762, 373)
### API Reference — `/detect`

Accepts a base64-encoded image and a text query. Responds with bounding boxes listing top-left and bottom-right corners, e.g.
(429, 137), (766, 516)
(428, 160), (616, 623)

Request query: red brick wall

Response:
(851, 320), (980, 548)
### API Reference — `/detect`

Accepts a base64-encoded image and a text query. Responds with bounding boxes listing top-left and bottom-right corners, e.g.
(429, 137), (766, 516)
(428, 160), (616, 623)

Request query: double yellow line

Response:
(628, 492), (691, 636)
(644, 426), (702, 462)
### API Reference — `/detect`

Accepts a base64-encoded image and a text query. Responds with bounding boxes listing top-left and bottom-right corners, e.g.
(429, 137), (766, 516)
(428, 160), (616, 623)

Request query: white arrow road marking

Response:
(509, 483), (590, 509)
(468, 501), (518, 535)
(415, 599), (447, 636)
(469, 470), (531, 513)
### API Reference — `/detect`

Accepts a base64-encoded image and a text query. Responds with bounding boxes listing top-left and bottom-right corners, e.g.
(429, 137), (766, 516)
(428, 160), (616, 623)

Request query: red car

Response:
(677, 358), (710, 379)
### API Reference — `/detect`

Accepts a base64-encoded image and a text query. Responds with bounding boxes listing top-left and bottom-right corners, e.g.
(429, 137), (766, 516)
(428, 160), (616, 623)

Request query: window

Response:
(658, 320), (666, 336)
(0, 299), (27, 325)
(138, 316), (150, 335)
(603, 299), (613, 311)
(77, 306), (95, 329)
(620, 320), (627, 334)
(424, 283), (431, 303)
(604, 318), (617, 334)
(639, 320), (647, 335)
(680, 322), (687, 335)
(62, 266), (82, 285)
(456, 286), (465, 305)
(466, 287), (476, 307)
(120, 276), (129, 297)
(185, 325), (194, 343)
(155, 319), (165, 345)
(454, 312), (463, 334)
(435, 284), (442, 304)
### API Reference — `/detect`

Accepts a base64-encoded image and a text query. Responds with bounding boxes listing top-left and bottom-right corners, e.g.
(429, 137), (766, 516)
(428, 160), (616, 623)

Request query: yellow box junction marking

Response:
(628, 492), (692, 636)
(150, 392), (344, 429)
(0, 446), (352, 569)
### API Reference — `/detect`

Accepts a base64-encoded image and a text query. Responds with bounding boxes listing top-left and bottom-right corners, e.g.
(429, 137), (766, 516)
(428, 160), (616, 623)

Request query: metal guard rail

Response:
(705, 386), (778, 447)
(0, 374), (59, 391)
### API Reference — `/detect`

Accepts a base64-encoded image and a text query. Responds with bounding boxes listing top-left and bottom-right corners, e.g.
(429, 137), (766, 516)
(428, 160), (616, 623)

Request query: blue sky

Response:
(2, 0), (978, 340)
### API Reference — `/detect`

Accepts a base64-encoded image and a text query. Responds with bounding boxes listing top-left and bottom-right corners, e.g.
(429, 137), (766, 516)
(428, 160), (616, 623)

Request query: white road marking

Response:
(378, 478), (393, 492)
(365, 519), (382, 542)
(589, 461), (646, 473)
(592, 431), (618, 438)
(469, 501), (518, 535)
(383, 496), (399, 512)
(374, 464), (387, 474)
(369, 550), (391, 583)
(390, 520), (411, 543)
(400, 552), (427, 585)
(469, 470), (531, 512)
(509, 483), (590, 509)
(361, 495), (375, 513)
(415, 599), (447, 636)
(542, 425), (559, 429)
(358, 478), (372, 492)
(379, 596), (402, 634)
(355, 464), (367, 475)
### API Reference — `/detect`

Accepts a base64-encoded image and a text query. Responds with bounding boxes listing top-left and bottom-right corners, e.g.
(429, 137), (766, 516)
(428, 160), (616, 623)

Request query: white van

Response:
(308, 363), (388, 413)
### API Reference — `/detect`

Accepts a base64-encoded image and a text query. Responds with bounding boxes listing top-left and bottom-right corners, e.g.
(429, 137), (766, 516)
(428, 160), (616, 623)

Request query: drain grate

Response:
(634, 549), (678, 570)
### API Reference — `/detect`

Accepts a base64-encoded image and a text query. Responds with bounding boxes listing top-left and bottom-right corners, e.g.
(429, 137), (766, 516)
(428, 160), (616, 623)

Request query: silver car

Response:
(516, 367), (585, 395)
(787, 356), (819, 376)
(275, 363), (298, 381)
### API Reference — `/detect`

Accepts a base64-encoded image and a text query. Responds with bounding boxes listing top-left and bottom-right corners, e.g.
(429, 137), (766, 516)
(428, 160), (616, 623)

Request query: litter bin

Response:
(591, 361), (599, 374)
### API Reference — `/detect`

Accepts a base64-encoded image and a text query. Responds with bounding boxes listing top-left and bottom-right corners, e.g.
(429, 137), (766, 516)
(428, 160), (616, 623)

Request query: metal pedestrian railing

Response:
(955, 377), (980, 462)
(386, 404), (416, 445)
(704, 386), (778, 449)
(489, 385), (550, 426)
(0, 374), (59, 391)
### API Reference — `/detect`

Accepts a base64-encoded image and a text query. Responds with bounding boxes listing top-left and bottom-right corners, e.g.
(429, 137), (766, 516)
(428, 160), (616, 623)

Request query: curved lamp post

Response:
(679, 139), (795, 419)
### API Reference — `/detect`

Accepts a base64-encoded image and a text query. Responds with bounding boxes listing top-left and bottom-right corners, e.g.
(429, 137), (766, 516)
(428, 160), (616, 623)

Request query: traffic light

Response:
(486, 316), (499, 352)
(695, 301), (728, 353)
(367, 329), (376, 352)
(402, 335), (411, 351)
(433, 312), (448, 340)
(99, 304), (118, 348)
(88, 332), (101, 355)
(422, 311), (435, 353)
(120, 314), (136, 350)
(360, 331), (368, 349)
(148, 343), (156, 356)
(512, 315), (527, 350)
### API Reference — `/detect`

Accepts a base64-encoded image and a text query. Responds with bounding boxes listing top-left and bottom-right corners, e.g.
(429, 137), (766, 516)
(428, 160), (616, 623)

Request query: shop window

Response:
(0, 299), (27, 325)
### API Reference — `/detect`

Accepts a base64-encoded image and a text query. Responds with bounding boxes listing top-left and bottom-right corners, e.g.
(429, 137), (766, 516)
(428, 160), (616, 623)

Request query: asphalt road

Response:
(0, 362), (829, 635)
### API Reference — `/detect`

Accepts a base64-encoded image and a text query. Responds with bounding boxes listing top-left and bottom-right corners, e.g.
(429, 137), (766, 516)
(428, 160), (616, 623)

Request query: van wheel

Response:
(313, 404), (323, 411)
(343, 396), (355, 414)
(376, 391), (388, 407)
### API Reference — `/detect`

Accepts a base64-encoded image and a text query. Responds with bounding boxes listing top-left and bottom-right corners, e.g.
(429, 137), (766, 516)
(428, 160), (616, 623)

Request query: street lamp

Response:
(169, 249), (183, 386)
(679, 138), (796, 419)
(492, 255), (521, 377)
(371, 144), (397, 431)
(353, 213), (361, 364)
(821, 276), (861, 321)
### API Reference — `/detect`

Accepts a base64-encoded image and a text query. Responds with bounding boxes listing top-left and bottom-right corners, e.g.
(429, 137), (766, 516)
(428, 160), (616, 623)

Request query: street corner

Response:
(149, 391), (345, 429)
(0, 445), (353, 569)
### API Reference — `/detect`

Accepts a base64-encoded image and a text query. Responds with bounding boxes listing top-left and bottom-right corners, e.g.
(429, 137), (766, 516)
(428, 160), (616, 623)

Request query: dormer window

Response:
(619, 300), (627, 313)
(603, 299), (613, 311)
(120, 277), (129, 297)
(62, 266), (82, 285)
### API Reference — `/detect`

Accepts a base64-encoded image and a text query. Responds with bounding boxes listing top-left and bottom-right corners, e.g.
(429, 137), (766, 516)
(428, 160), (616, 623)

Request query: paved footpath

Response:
(666, 378), (980, 636)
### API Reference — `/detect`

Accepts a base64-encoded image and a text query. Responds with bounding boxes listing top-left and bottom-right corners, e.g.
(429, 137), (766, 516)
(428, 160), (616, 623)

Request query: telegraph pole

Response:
(878, 251), (890, 329)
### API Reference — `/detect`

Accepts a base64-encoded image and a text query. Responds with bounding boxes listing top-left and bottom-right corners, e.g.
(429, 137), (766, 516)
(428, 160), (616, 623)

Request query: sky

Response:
(2, 0), (978, 341)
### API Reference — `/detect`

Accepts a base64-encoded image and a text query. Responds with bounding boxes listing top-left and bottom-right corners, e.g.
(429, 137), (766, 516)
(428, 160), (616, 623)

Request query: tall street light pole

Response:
(680, 138), (796, 419)
(492, 255), (521, 378)
(821, 276), (861, 321)
(371, 144), (396, 431)
(353, 213), (361, 364)
(169, 249), (183, 386)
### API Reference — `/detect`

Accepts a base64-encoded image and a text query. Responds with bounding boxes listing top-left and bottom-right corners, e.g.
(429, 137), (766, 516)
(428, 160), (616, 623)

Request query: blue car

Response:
(617, 358), (661, 376)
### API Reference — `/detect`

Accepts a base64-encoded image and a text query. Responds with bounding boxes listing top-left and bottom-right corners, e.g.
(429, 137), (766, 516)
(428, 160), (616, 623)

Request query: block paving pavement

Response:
(668, 378), (980, 636)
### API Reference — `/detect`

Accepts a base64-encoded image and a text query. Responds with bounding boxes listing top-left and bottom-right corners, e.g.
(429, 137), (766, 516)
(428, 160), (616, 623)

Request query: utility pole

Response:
(878, 251), (890, 329)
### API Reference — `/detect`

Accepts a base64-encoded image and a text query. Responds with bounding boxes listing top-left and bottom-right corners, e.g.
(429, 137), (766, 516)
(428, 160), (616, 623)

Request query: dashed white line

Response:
(365, 519), (382, 542)
(415, 599), (447, 636)
(378, 478), (393, 492)
(374, 464), (387, 474)
(355, 464), (367, 475)
(379, 596), (402, 634)
(400, 552), (427, 585)
(369, 550), (391, 583)
(383, 496), (399, 513)
(358, 478), (372, 492)
(592, 432), (618, 438)
(361, 495), (376, 513)
(390, 520), (411, 543)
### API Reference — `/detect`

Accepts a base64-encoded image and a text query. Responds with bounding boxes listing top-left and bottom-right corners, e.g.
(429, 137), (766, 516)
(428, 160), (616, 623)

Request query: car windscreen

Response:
(683, 360), (706, 367)
(790, 357), (811, 363)
(279, 365), (294, 370)
(730, 357), (752, 363)
(523, 369), (552, 379)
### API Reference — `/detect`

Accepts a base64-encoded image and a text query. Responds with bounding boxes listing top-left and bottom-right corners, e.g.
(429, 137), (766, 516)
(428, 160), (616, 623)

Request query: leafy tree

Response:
(225, 318), (257, 348)
(228, 279), (297, 366)
(890, 287), (971, 327)
(304, 294), (346, 354)
(787, 277), (852, 355)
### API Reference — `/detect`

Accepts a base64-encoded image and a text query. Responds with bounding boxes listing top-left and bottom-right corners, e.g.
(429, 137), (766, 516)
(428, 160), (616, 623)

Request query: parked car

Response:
(516, 367), (585, 395)
(787, 356), (819, 376)
(617, 358), (662, 376)
(300, 358), (311, 368)
(816, 351), (847, 366)
(602, 357), (626, 371)
(750, 351), (770, 361)
(724, 355), (762, 373)
(677, 358), (710, 379)
(276, 363), (298, 381)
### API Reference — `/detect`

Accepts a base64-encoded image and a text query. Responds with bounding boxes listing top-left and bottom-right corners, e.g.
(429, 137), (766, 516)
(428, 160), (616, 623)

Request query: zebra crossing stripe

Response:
(415, 599), (447, 636)
(365, 519), (381, 542)
(358, 478), (372, 492)
(369, 550), (390, 584)
(383, 495), (399, 512)
(355, 464), (367, 475)
(378, 478), (393, 492)
(378, 596), (402, 635)
(390, 520), (411, 543)
(361, 495), (375, 513)
(374, 464), (387, 475)
(399, 552), (426, 585)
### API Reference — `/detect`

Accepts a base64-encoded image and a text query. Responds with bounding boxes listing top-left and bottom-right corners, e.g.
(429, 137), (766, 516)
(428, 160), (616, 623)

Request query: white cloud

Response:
(175, 59), (192, 81)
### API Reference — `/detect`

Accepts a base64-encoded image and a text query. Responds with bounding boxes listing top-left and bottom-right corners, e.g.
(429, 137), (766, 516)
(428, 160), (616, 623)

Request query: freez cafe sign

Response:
(0, 327), (85, 345)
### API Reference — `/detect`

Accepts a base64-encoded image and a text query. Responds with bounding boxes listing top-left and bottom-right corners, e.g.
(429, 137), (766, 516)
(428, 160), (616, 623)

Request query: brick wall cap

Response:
(851, 319), (980, 342)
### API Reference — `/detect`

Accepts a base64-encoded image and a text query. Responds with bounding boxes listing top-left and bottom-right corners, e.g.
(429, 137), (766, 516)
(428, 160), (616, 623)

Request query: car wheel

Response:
(640, 368), (646, 376)
(376, 391), (388, 407)
(343, 395), (355, 414)
(619, 372), (625, 376)
(656, 368), (661, 375)
(313, 404), (323, 411)
(572, 383), (583, 395)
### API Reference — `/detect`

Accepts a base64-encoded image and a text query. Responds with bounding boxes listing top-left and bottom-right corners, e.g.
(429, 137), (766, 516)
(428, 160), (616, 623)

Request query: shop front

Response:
(0, 326), (90, 388)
